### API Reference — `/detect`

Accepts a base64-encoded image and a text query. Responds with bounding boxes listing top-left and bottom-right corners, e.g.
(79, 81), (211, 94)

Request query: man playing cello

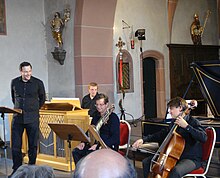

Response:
(132, 97), (207, 178)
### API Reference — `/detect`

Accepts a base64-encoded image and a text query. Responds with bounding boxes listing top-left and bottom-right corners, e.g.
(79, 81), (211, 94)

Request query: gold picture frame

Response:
(0, 0), (6, 35)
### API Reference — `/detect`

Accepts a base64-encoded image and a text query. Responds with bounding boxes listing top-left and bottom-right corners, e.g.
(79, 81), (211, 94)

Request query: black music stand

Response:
(48, 123), (90, 174)
(0, 107), (22, 176)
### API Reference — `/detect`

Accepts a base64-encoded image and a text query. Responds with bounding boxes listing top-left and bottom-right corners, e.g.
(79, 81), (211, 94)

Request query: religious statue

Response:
(190, 13), (203, 45)
(190, 11), (210, 45)
(51, 9), (70, 65)
(51, 12), (64, 47)
(51, 9), (70, 48)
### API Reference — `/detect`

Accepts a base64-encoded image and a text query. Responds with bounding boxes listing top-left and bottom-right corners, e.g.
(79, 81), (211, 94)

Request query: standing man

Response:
(72, 93), (120, 164)
(10, 62), (46, 177)
(81, 82), (99, 117)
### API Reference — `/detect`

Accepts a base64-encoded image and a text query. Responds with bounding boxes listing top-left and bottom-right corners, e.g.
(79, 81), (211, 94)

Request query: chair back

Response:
(119, 120), (131, 157)
(202, 127), (216, 161)
(183, 127), (216, 177)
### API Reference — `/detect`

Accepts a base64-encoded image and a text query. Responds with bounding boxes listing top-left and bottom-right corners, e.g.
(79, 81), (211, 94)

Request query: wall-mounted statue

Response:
(51, 9), (70, 65)
(190, 13), (203, 45)
(190, 11), (210, 45)
(51, 12), (64, 48)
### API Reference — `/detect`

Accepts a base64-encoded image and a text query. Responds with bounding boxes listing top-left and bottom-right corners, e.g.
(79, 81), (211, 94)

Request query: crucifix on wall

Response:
(116, 37), (125, 91)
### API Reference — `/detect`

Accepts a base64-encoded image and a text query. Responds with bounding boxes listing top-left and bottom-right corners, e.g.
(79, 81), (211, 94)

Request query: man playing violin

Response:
(72, 93), (120, 164)
(132, 97), (207, 178)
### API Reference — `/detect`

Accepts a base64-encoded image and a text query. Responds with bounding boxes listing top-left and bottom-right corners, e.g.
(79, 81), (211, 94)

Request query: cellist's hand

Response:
(175, 115), (188, 129)
(132, 139), (143, 148)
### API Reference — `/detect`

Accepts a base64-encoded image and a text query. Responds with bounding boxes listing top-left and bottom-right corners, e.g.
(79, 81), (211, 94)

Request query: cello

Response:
(148, 100), (197, 178)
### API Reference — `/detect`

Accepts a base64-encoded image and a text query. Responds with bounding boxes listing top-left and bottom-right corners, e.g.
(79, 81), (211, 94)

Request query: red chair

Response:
(183, 127), (216, 178)
(118, 120), (131, 157)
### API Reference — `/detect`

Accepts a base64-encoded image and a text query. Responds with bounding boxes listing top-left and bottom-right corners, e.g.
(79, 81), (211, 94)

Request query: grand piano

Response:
(190, 60), (220, 147)
(142, 60), (220, 147)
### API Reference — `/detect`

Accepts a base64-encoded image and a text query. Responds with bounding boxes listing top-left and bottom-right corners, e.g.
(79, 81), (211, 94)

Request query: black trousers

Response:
(142, 155), (200, 178)
(72, 144), (94, 165)
(11, 120), (39, 171)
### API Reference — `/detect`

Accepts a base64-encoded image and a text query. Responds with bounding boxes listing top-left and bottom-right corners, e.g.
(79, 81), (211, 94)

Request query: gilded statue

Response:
(190, 13), (203, 45)
(50, 9), (70, 65)
(190, 11), (210, 45)
(51, 9), (70, 48)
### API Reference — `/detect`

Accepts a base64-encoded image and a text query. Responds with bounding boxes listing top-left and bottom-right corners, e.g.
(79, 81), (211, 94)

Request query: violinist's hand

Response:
(175, 116), (188, 129)
(132, 139), (143, 148)
(76, 142), (85, 150)
(89, 144), (98, 150)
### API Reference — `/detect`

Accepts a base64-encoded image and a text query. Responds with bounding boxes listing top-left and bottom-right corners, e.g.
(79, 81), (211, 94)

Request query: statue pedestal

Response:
(51, 47), (66, 65)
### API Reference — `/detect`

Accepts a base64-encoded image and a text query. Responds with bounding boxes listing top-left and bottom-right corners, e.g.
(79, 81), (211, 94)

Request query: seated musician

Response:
(81, 82), (99, 117)
(72, 93), (120, 164)
(132, 97), (207, 178)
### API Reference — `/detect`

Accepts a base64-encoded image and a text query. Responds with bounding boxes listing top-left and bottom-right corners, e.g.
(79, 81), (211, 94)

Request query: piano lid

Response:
(191, 60), (220, 119)
(41, 102), (82, 111)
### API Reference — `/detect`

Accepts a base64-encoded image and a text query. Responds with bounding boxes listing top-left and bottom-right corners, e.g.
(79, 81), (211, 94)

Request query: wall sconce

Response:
(135, 29), (146, 40)
(135, 29), (146, 52)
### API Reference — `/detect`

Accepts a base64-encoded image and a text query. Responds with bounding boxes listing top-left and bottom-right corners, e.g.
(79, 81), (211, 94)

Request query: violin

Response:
(148, 100), (197, 178)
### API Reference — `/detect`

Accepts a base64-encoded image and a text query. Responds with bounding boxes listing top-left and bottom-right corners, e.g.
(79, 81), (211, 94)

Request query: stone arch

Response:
(74, 0), (117, 102)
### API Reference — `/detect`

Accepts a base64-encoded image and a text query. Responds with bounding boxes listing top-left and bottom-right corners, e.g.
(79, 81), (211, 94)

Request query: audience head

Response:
(73, 149), (137, 178)
(88, 82), (98, 98)
(11, 164), (55, 178)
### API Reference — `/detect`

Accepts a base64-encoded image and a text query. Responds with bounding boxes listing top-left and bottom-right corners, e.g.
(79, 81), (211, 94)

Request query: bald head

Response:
(73, 149), (136, 178)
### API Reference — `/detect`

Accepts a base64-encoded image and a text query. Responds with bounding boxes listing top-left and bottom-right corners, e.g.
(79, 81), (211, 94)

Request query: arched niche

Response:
(116, 49), (134, 93)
